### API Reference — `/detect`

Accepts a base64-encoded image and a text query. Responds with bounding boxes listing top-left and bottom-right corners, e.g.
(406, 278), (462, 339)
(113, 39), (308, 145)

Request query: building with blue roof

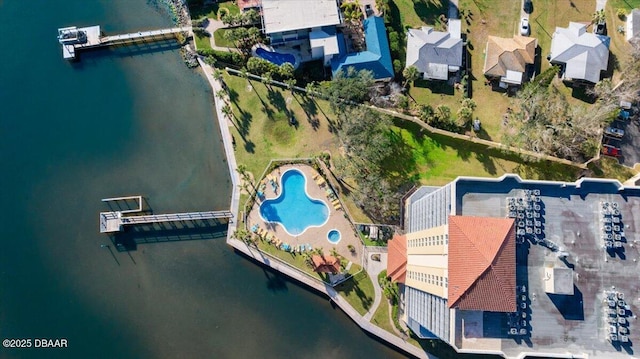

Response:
(331, 16), (395, 81)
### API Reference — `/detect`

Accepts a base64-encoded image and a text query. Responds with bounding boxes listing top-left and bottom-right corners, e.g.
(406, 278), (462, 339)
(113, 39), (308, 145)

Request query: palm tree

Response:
(375, 0), (389, 16)
(221, 103), (234, 120)
(213, 69), (224, 82)
(237, 164), (257, 192)
(284, 78), (297, 95)
(215, 89), (227, 103)
(593, 9), (606, 24)
(402, 66), (420, 88)
(262, 71), (273, 89)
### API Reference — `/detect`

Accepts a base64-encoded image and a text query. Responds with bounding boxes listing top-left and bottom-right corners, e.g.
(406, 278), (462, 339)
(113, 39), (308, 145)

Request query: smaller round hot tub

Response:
(327, 229), (341, 244)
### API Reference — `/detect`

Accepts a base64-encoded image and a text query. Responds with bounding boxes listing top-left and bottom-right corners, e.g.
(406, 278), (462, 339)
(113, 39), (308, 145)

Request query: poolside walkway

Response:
(227, 236), (435, 359)
(246, 164), (363, 263)
(363, 250), (387, 321)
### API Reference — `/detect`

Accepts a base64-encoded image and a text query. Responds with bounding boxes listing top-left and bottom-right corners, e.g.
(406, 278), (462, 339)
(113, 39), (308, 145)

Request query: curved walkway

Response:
(198, 60), (435, 359)
(363, 251), (387, 321)
(204, 19), (240, 52)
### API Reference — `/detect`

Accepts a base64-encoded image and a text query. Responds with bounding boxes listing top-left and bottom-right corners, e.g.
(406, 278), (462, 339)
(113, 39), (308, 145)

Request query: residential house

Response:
(389, 174), (640, 359)
(260, 0), (342, 65)
(405, 19), (463, 80)
(331, 16), (394, 81)
(549, 22), (610, 84)
(626, 9), (640, 42)
(483, 35), (537, 87)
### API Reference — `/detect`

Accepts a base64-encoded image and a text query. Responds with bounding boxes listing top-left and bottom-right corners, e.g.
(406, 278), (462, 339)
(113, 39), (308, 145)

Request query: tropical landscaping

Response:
(183, 0), (640, 356)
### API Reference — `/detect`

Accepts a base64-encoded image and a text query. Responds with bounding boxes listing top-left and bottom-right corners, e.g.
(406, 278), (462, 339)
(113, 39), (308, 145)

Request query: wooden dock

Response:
(58, 25), (191, 60)
(99, 196), (233, 233)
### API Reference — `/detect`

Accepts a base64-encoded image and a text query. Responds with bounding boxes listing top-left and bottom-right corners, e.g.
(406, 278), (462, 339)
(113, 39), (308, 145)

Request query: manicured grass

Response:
(524, 0), (595, 71)
(457, 0), (521, 140)
(407, 79), (463, 113)
(588, 157), (636, 182)
(256, 240), (326, 280)
(336, 270), (375, 316)
(371, 296), (396, 334)
(190, 1), (240, 20)
(605, 1), (639, 84)
(213, 28), (234, 48)
(224, 73), (339, 178)
(194, 33), (212, 51)
(393, 119), (581, 185)
(391, 0), (447, 29)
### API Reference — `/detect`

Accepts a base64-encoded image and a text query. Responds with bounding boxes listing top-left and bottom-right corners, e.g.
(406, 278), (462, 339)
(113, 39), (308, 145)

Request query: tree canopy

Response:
(320, 67), (374, 110)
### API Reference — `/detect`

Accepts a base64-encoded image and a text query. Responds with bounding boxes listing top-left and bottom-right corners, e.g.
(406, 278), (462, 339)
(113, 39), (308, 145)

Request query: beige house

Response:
(483, 35), (537, 87)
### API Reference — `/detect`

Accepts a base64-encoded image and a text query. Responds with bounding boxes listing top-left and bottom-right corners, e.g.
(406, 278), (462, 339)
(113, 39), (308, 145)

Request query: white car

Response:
(604, 127), (624, 138)
(520, 18), (530, 36)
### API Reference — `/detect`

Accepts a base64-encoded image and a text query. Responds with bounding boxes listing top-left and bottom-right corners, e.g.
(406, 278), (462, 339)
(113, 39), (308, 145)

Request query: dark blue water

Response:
(256, 47), (295, 66)
(0, 1), (406, 358)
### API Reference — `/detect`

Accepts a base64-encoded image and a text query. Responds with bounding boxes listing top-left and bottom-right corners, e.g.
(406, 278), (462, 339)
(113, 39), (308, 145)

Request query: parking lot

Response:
(602, 107), (640, 168)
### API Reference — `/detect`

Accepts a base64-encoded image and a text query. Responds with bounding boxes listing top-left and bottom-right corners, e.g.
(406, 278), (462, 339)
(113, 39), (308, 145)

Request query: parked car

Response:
(602, 145), (621, 157)
(523, 0), (533, 14)
(604, 127), (624, 138)
(520, 18), (530, 36)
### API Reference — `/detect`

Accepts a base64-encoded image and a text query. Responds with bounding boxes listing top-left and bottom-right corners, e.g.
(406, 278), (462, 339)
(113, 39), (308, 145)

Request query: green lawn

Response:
(194, 33), (212, 51)
(526, 0), (595, 70)
(588, 157), (636, 182)
(190, 1), (240, 20)
(335, 270), (375, 316)
(393, 119), (581, 185)
(605, 1), (639, 84)
(371, 296), (396, 334)
(391, 0), (447, 29)
(224, 73), (339, 178)
(407, 79), (463, 113)
(213, 28), (234, 48)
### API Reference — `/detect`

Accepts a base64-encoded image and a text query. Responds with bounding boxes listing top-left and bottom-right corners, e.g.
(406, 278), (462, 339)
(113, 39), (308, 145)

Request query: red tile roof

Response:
(387, 234), (407, 283)
(312, 255), (341, 274)
(238, 0), (261, 12)
(448, 215), (516, 312)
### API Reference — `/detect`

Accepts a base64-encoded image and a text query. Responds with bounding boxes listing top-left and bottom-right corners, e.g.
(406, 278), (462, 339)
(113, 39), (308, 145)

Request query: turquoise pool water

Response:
(327, 229), (341, 244)
(260, 169), (329, 235)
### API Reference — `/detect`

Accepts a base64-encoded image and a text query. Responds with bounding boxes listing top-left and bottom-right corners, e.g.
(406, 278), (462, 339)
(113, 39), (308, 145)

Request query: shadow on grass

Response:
(570, 85), (596, 104)
(413, 0), (448, 26)
(382, 128), (419, 182)
(266, 88), (288, 115)
(393, 118), (580, 180)
(293, 93), (320, 130)
(335, 272), (373, 314)
(188, 3), (220, 19)
(413, 79), (455, 95)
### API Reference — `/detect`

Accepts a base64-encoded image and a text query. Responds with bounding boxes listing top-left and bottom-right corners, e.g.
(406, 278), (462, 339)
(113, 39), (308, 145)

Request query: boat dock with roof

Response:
(58, 25), (191, 60)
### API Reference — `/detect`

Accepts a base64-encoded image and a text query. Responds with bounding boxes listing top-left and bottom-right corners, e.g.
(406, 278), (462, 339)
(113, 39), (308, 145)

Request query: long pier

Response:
(99, 196), (233, 233)
(58, 25), (191, 60)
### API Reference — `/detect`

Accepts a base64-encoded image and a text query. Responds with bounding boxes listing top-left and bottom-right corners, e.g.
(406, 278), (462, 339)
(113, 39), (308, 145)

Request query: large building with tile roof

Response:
(389, 174), (640, 358)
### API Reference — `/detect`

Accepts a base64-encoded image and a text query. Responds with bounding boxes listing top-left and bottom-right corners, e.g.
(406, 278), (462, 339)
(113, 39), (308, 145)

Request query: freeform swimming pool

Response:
(327, 229), (341, 244)
(255, 47), (296, 67)
(259, 169), (329, 236)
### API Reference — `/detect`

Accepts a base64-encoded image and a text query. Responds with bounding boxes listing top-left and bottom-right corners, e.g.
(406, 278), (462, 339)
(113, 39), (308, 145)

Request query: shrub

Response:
(617, 8), (627, 20)
(197, 49), (246, 67)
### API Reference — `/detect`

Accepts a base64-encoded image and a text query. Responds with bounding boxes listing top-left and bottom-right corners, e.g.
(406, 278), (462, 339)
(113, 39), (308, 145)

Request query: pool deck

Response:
(247, 164), (362, 264)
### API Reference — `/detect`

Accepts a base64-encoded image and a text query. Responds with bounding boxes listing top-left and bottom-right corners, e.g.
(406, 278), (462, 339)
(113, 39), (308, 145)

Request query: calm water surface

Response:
(0, 1), (406, 358)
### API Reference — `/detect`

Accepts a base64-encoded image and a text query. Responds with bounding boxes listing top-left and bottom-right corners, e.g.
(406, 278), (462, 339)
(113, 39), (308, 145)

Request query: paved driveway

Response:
(615, 118), (640, 168)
